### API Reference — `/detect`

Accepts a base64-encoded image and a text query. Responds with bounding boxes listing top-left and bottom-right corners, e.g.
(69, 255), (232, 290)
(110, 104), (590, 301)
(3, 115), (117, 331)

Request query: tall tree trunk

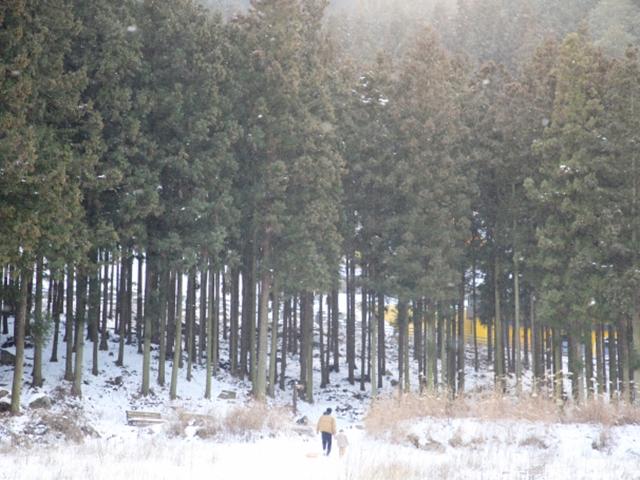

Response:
(319, 293), (327, 389)
(167, 271), (176, 357)
(116, 252), (127, 366)
(142, 256), (156, 396)
(254, 236), (271, 400)
(531, 293), (541, 393)
(397, 299), (405, 392)
(72, 272), (87, 398)
(414, 300), (423, 380)
(11, 265), (31, 414)
(170, 270), (183, 400)
(108, 261), (115, 320)
(585, 328), (594, 399)
(213, 270), (220, 373)
(89, 251), (100, 377)
(222, 269), (228, 341)
(186, 269), (195, 381)
(377, 292), (385, 388)
(325, 294), (331, 381)
(240, 253), (254, 379)
(438, 304), (446, 388)
(472, 261), (478, 372)
(136, 254), (144, 353)
(360, 281), (367, 391)
(299, 296), (307, 392)
(248, 242), (257, 385)
(508, 317), (514, 374)
(230, 267), (239, 376)
(64, 266), (75, 381)
(126, 255), (133, 345)
(595, 323), (604, 396)
(425, 302), (436, 391)
(332, 288), (340, 374)
(99, 252), (109, 351)
(157, 263), (168, 387)
(457, 272), (465, 394)
(552, 327), (563, 402)
(292, 296), (298, 355)
(279, 294), (288, 391)
(619, 318), (631, 402)
(513, 256), (522, 393)
(199, 266), (208, 366)
(568, 330), (585, 403)
(301, 292), (314, 403)
(347, 257), (356, 385)
(205, 264), (213, 400)
(494, 255), (505, 391)
(370, 291), (378, 397)
(447, 307), (456, 396)
(268, 279), (279, 397)
(114, 260), (120, 334)
(32, 257), (44, 387)
(608, 325), (618, 398)
(1, 269), (7, 334)
(523, 305), (530, 371)
(50, 279), (63, 362)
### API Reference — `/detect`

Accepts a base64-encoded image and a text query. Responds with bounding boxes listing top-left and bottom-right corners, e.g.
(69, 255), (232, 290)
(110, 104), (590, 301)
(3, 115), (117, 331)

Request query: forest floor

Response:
(1, 315), (640, 479)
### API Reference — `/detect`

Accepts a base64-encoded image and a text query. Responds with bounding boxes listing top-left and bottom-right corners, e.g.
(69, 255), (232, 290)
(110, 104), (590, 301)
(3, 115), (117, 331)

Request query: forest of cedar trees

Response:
(2, 0), (640, 415)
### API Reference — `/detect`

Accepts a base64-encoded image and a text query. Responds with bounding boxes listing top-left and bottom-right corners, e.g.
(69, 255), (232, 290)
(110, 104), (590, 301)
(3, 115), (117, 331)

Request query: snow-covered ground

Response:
(1, 292), (640, 480)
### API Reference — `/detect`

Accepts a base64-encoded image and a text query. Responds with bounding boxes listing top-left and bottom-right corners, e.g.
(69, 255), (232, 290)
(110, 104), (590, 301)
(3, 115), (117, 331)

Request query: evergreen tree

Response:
(526, 32), (611, 402)
(137, 0), (236, 395)
(230, 0), (343, 400)
(603, 47), (640, 401)
(1, 0), (92, 408)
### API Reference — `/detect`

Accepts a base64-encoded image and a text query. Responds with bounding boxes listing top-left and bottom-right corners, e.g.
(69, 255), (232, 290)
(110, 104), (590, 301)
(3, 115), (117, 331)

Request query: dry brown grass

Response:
(448, 428), (464, 448)
(564, 398), (640, 426)
(343, 461), (427, 480)
(223, 402), (290, 438)
(365, 391), (640, 440)
(167, 410), (222, 439)
(168, 402), (290, 439)
(518, 435), (548, 449)
(22, 408), (99, 444)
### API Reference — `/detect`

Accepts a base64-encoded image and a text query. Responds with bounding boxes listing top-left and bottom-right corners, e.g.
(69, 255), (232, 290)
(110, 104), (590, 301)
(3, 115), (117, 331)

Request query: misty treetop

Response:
(2, 0), (640, 415)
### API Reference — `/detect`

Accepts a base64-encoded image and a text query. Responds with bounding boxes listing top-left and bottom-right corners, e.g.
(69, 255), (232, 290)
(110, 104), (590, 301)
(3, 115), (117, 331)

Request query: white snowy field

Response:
(1, 299), (640, 480)
(2, 412), (640, 480)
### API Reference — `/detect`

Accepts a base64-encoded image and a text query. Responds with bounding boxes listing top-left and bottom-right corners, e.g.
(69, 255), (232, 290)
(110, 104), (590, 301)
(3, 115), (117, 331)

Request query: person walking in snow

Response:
(335, 429), (349, 457)
(316, 408), (337, 456)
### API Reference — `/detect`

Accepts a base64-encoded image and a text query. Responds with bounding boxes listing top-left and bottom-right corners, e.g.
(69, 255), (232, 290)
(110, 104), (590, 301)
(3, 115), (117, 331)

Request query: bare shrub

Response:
(366, 391), (640, 432)
(166, 417), (187, 438)
(223, 402), (289, 438)
(195, 420), (222, 439)
(406, 433), (420, 448)
(560, 398), (640, 426)
(469, 392), (561, 423)
(448, 429), (464, 448)
(24, 409), (97, 444)
(166, 410), (222, 439)
(518, 435), (548, 449)
(365, 393), (454, 440)
(611, 402), (640, 425)
(465, 435), (486, 449)
(566, 398), (617, 426)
